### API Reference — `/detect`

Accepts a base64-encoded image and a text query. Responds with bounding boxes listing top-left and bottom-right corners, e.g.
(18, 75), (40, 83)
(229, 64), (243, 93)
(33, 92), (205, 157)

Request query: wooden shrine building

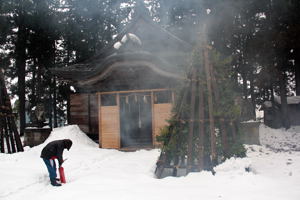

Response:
(52, 6), (191, 149)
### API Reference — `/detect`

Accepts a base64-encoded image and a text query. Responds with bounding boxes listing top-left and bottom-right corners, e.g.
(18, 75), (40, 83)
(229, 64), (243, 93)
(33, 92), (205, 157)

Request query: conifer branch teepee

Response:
(0, 68), (24, 153)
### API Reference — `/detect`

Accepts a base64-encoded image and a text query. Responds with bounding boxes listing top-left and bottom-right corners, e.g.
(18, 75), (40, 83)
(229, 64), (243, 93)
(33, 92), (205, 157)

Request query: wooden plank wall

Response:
(70, 94), (89, 132)
(69, 94), (98, 136)
(89, 94), (99, 136)
(100, 105), (120, 149)
(153, 103), (172, 146)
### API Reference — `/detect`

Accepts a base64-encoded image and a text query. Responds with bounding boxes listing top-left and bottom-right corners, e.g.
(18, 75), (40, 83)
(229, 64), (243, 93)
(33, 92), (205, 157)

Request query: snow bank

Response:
(259, 124), (300, 151)
(214, 157), (252, 175)
(1, 124), (300, 200)
(20, 125), (98, 155)
(44, 125), (98, 148)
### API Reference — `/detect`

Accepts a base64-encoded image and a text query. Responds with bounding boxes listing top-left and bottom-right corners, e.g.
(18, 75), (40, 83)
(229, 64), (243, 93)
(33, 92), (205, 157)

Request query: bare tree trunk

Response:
(49, 90), (53, 129)
(241, 71), (248, 100)
(279, 72), (290, 129)
(0, 120), (4, 152)
(270, 86), (274, 102)
(16, 22), (26, 136)
(31, 59), (37, 107)
(66, 47), (71, 124)
(53, 77), (58, 128)
(8, 119), (16, 153)
(67, 88), (71, 124)
(249, 72), (256, 119)
(296, 53), (300, 95)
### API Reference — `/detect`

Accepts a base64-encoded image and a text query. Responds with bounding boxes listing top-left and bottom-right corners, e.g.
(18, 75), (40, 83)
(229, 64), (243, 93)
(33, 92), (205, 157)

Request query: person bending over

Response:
(41, 139), (72, 186)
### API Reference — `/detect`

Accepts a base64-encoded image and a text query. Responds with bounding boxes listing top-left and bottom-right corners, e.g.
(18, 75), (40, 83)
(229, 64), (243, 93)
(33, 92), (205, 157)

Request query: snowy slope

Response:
(1, 125), (300, 200)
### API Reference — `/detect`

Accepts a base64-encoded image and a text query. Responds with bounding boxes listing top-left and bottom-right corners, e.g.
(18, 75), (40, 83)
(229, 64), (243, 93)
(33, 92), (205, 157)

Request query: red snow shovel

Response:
(59, 166), (66, 183)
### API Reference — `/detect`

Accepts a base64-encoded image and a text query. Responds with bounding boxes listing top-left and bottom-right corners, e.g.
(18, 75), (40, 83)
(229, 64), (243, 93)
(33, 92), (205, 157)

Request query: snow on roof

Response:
(274, 95), (300, 105)
(113, 41), (122, 49)
(121, 33), (142, 45)
(114, 33), (142, 49)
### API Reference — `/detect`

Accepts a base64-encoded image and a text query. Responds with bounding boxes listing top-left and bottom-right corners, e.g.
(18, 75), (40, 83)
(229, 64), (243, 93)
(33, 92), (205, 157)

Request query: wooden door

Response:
(99, 94), (120, 149)
(119, 93), (153, 148)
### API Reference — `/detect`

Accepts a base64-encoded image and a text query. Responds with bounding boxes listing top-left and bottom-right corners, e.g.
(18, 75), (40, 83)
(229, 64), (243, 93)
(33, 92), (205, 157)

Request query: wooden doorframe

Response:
(98, 89), (173, 149)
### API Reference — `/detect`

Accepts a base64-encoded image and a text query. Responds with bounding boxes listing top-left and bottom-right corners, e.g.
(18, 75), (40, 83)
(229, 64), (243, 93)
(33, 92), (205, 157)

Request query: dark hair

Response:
(64, 139), (73, 150)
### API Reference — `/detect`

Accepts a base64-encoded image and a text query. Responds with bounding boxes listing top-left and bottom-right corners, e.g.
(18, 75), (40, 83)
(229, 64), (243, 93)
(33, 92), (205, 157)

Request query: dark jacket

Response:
(40, 139), (72, 165)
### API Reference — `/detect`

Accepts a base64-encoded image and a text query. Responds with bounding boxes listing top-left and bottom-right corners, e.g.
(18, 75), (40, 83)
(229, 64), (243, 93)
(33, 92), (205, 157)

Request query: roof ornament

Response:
(113, 33), (142, 50)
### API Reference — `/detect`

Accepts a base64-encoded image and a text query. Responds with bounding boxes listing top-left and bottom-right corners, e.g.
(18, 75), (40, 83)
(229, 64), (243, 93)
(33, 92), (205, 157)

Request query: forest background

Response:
(0, 0), (299, 135)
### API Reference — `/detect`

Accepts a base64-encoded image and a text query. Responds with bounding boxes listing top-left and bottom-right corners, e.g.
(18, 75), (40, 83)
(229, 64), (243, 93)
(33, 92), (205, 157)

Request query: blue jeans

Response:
(43, 158), (57, 180)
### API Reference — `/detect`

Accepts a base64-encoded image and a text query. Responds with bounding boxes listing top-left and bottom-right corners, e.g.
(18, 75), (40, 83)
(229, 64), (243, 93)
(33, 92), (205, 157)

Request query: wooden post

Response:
(67, 86), (71, 124)
(0, 69), (5, 153)
(0, 118), (5, 153)
(198, 81), (205, 170)
(98, 93), (102, 148)
(187, 68), (197, 172)
(8, 117), (16, 153)
(4, 117), (11, 153)
(88, 94), (91, 133)
(0, 68), (24, 153)
(11, 116), (24, 152)
(116, 93), (121, 149)
(203, 46), (217, 165)
(172, 155), (179, 177)
(155, 152), (167, 178)
(151, 91), (155, 146)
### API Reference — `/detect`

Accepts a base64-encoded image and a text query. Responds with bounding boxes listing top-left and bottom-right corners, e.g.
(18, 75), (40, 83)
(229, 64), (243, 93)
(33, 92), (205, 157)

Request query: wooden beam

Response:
(151, 91), (155, 146)
(98, 88), (173, 95)
(88, 94), (91, 133)
(117, 93), (121, 149)
(198, 81), (205, 170)
(0, 69), (24, 153)
(203, 47), (217, 165)
(98, 93), (102, 148)
(187, 68), (197, 172)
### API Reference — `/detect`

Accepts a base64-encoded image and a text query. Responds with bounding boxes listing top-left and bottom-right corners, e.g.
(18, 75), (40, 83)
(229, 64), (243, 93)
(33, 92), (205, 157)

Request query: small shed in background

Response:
(263, 96), (300, 129)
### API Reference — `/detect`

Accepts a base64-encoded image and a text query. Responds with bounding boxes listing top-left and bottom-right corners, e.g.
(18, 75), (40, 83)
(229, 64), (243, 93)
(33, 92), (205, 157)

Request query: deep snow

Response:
(1, 124), (300, 200)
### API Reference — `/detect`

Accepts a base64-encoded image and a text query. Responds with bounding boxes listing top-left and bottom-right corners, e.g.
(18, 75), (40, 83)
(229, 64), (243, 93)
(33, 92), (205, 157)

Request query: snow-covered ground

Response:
(1, 124), (300, 200)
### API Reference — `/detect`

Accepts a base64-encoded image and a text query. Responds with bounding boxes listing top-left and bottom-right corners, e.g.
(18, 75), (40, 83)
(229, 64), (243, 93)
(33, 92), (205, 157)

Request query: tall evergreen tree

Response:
(14, 0), (31, 135)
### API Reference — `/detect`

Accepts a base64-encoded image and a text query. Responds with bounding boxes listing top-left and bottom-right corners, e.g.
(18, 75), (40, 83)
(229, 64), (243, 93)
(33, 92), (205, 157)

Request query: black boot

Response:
(50, 178), (62, 186)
